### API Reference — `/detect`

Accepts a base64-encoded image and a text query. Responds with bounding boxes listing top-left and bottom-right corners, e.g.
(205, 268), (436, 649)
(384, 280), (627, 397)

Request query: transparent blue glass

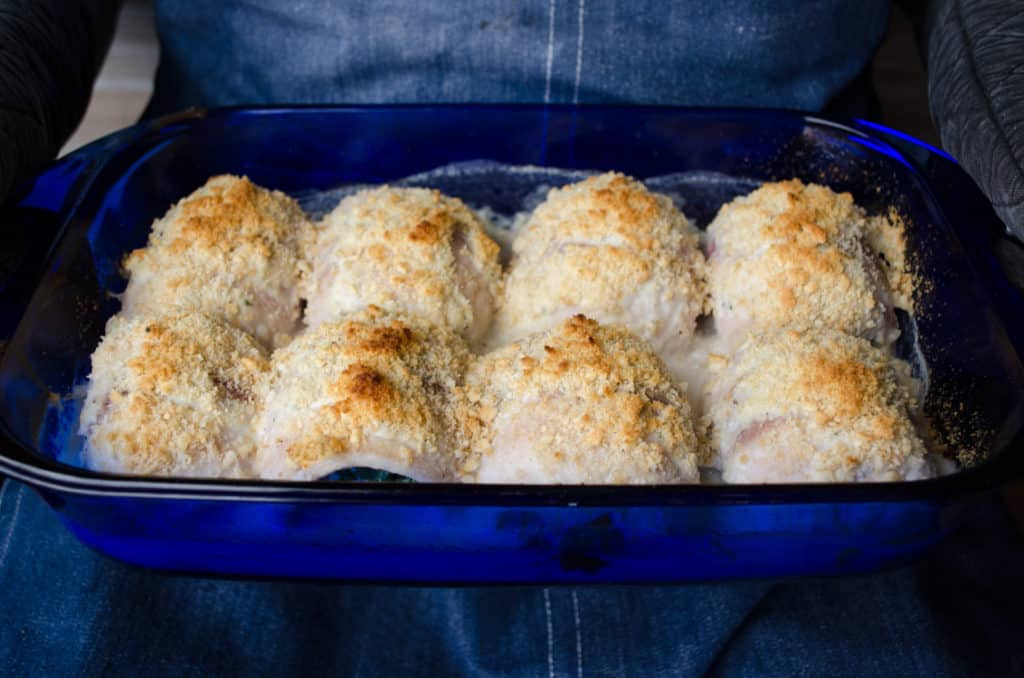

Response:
(0, 106), (1022, 583)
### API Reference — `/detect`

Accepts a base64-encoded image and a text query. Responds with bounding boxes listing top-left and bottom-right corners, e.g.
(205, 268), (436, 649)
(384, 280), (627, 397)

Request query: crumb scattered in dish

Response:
(79, 312), (270, 478)
(704, 328), (938, 483)
(256, 306), (470, 481)
(706, 179), (904, 348)
(458, 315), (701, 484)
(305, 186), (503, 347)
(122, 175), (313, 348)
(489, 172), (709, 377)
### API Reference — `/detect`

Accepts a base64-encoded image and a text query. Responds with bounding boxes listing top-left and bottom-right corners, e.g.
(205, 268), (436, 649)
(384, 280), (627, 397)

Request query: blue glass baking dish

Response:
(1, 106), (1023, 584)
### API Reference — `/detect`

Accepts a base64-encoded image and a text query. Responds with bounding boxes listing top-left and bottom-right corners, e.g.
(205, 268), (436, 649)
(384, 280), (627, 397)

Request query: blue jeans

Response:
(1, 479), (1022, 676)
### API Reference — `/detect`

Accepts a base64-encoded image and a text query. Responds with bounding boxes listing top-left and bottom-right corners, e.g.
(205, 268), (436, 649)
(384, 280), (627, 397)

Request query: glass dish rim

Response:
(2, 103), (1023, 506)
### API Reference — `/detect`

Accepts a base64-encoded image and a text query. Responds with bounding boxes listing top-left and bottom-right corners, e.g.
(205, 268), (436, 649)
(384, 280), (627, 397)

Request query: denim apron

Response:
(147, 0), (888, 114)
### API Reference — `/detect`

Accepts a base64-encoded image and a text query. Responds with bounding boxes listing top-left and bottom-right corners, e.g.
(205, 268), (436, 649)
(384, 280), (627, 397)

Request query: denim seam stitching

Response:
(572, 0), (586, 104)
(571, 589), (583, 677)
(543, 0), (557, 103)
(0, 484), (25, 572)
(544, 588), (555, 678)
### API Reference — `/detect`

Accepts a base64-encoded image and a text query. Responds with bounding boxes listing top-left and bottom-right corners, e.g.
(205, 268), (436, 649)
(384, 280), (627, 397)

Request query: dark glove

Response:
(924, 0), (1024, 239)
(0, 0), (118, 202)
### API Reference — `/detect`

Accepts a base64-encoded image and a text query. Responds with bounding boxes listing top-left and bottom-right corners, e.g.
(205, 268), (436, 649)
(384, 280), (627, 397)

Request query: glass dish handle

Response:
(0, 145), (110, 354)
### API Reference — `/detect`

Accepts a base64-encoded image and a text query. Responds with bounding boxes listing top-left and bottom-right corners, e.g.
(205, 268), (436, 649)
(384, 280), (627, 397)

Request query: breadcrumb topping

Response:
(256, 306), (470, 481)
(122, 175), (313, 347)
(80, 312), (270, 478)
(706, 179), (905, 346)
(867, 208), (915, 311)
(81, 170), (938, 486)
(491, 173), (709, 370)
(458, 315), (700, 484)
(704, 328), (932, 483)
(305, 187), (503, 346)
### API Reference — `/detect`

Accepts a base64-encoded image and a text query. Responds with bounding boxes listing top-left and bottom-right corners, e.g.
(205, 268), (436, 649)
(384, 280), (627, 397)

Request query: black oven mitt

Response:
(0, 0), (117, 201)
(0, 0), (117, 345)
(924, 0), (1024, 244)
(917, 0), (1024, 292)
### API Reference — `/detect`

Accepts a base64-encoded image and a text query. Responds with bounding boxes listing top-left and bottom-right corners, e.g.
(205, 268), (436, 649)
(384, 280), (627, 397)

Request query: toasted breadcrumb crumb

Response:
(306, 187), (503, 347)
(491, 173), (709, 373)
(256, 306), (470, 481)
(704, 328), (933, 483)
(459, 315), (700, 484)
(122, 175), (313, 347)
(867, 207), (915, 311)
(80, 312), (270, 478)
(707, 179), (906, 346)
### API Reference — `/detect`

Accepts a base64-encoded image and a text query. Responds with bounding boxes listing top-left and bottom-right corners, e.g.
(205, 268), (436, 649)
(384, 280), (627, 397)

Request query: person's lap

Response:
(1, 479), (1021, 677)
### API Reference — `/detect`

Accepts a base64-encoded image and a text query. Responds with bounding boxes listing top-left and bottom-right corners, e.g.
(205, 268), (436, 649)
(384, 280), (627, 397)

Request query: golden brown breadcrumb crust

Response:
(867, 208), (915, 310)
(122, 175), (313, 347)
(491, 173), (708, 357)
(706, 179), (907, 344)
(458, 315), (700, 484)
(256, 306), (470, 481)
(80, 312), (270, 477)
(705, 328), (930, 482)
(305, 186), (503, 346)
